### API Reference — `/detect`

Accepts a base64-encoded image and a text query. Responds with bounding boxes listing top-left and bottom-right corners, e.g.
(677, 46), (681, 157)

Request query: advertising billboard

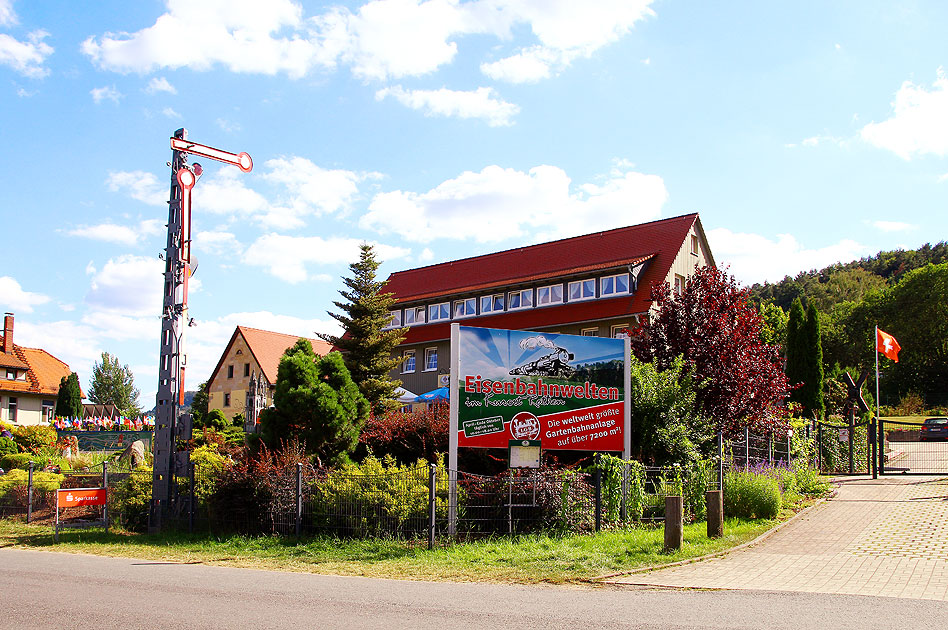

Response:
(454, 325), (627, 452)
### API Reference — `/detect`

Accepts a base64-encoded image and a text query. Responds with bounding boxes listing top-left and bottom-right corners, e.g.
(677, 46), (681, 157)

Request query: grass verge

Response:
(0, 515), (794, 584)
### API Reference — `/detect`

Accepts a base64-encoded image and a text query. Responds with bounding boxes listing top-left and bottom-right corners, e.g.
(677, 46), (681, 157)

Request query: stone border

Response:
(590, 489), (838, 583)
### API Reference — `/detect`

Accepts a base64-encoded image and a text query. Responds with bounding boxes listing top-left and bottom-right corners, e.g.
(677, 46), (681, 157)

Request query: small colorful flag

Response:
(877, 328), (901, 362)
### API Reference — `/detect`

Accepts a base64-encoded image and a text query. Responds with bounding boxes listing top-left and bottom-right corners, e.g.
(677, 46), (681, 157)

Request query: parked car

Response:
(919, 417), (948, 441)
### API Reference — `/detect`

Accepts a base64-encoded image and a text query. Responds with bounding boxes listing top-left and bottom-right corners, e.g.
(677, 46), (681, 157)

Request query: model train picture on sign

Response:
(452, 324), (629, 453)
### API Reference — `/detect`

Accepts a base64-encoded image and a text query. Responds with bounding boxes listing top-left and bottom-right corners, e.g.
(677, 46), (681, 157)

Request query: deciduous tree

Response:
(87, 352), (141, 418)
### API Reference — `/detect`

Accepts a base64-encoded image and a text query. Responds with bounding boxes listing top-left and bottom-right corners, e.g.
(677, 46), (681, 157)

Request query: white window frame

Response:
(581, 327), (599, 337)
(402, 350), (416, 373)
(424, 347), (438, 372)
(453, 298), (476, 319)
(7, 397), (17, 423)
(600, 273), (630, 297)
(481, 293), (505, 314)
(404, 306), (426, 325)
(674, 274), (686, 296)
(611, 324), (630, 339)
(386, 309), (403, 329)
(691, 234), (699, 256)
(508, 289), (533, 311)
(429, 302), (451, 322)
(568, 279), (596, 302)
(536, 284), (563, 306)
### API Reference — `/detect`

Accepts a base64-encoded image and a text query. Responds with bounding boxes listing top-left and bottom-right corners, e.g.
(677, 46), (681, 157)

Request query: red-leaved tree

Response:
(630, 265), (791, 436)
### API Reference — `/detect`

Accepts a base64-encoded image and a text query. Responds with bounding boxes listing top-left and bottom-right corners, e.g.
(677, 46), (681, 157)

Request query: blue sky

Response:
(3, 0), (947, 406)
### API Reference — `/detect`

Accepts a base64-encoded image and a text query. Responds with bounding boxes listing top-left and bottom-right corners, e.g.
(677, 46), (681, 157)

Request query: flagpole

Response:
(875, 325), (880, 423)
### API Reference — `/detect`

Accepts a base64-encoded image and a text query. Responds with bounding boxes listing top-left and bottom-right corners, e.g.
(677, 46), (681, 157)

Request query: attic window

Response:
(236, 349), (243, 355)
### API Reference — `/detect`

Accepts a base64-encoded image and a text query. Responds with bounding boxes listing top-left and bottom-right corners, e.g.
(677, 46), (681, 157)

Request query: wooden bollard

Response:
(706, 490), (723, 538)
(664, 495), (683, 551)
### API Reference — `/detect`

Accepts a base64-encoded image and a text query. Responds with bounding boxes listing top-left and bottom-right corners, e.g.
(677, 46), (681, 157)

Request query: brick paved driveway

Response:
(608, 475), (948, 600)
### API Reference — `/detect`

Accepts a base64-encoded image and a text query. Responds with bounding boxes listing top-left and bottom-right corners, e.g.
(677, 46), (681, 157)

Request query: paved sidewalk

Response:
(608, 475), (948, 600)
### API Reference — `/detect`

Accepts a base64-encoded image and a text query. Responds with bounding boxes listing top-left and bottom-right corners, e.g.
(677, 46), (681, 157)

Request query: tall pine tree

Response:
(319, 243), (406, 416)
(785, 297), (806, 409)
(801, 303), (825, 418)
(55, 372), (83, 419)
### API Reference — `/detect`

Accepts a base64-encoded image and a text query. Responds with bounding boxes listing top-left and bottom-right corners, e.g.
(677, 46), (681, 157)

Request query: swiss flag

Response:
(877, 328), (901, 362)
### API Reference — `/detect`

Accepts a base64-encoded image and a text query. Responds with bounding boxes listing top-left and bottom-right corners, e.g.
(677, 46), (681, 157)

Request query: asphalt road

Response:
(2, 547), (946, 629)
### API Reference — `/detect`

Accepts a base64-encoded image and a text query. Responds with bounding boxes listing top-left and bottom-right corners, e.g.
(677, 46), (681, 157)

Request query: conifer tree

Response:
(319, 243), (406, 416)
(785, 297), (806, 408)
(801, 303), (825, 418)
(55, 372), (83, 419)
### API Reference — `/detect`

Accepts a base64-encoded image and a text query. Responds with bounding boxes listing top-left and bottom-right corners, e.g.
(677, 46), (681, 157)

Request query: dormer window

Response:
(600, 273), (629, 297)
(568, 279), (596, 301)
(5, 369), (15, 380)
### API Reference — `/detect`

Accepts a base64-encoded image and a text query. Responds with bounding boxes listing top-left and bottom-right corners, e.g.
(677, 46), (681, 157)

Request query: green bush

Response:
(12, 425), (57, 452)
(110, 467), (153, 532)
(0, 468), (64, 498)
(0, 436), (17, 457)
(724, 469), (781, 519)
(1, 453), (35, 471)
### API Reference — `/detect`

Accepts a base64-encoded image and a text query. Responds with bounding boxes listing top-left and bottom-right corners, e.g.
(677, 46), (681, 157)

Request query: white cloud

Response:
(360, 161), (667, 244)
(145, 76), (176, 94)
(162, 106), (181, 118)
(91, 84), (122, 104)
(191, 165), (273, 220)
(216, 117), (241, 133)
(0, 276), (51, 313)
(243, 234), (408, 283)
(0, 30), (53, 78)
(861, 70), (948, 159)
(193, 230), (242, 255)
(68, 219), (165, 245)
(259, 156), (368, 222)
(85, 255), (164, 316)
(0, 0), (16, 27)
(419, 247), (434, 262)
(106, 170), (167, 206)
(80, 0), (652, 86)
(707, 228), (869, 286)
(376, 85), (519, 126)
(870, 220), (915, 233)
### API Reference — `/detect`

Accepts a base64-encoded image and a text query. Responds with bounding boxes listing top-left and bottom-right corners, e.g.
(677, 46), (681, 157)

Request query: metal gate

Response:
(879, 419), (948, 475)
(814, 419), (874, 476)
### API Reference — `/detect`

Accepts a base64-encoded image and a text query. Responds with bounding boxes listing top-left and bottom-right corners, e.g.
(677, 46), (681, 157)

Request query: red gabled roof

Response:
(0, 343), (72, 397)
(385, 214), (704, 344)
(208, 326), (335, 387)
(384, 213), (700, 302)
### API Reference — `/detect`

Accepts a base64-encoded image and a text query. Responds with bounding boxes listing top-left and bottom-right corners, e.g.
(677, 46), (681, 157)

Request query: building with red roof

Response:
(206, 326), (334, 424)
(383, 213), (714, 394)
(0, 312), (74, 426)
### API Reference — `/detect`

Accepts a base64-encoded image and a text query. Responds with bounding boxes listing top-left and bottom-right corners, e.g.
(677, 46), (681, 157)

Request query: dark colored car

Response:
(919, 417), (948, 441)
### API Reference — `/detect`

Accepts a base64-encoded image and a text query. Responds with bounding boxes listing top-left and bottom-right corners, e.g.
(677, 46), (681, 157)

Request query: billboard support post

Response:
(448, 323), (460, 536)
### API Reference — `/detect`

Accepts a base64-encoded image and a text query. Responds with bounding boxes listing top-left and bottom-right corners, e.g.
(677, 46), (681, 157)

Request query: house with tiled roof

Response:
(206, 326), (334, 427)
(383, 213), (714, 394)
(0, 312), (74, 426)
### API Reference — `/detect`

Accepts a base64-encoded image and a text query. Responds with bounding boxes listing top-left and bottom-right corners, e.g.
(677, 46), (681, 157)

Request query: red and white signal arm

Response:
(170, 137), (253, 172)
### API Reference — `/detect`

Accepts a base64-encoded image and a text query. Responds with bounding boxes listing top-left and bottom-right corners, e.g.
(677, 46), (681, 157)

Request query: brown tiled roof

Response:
(0, 345), (72, 397)
(209, 326), (335, 386)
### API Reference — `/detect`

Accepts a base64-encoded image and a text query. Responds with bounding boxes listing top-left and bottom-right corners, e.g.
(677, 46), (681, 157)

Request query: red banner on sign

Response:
(57, 488), (107, 508)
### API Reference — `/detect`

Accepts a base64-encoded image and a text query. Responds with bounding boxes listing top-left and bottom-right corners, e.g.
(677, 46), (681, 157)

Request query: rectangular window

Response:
(481, 294), (505, 314)
(691, 234), (699, 255)
(536, 284), (564, 306)
(424, 347), (438, 371)
(568, 279), (596, 301)
(402, 350), (416, 373)
(600, 273), (630, 297)
(611, 324), (630, 338)
(4, 369), (14, 380)
(453, 298), (476, 318)
(227, 365), (234, 379)
(674, 274), (686, 296)
(581, 328), (599, 337)
(386, 309), (403, 328)
(508, 289), (533, 310)
(404, 307), (426, 325)
(223, 393), (231, 407)
(7, 397), (16, 423)
(429, 302), (451, 322)
(43, 400), (55, 422)
(244, 363), (250, 377)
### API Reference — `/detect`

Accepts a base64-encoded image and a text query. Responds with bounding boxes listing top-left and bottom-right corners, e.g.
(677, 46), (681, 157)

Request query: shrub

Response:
(359, 404), (449, 464)
(895, 391), (925, 416)
(0, 468), (64, 499)
(0, 436), (17, 457)
(1, 453), (35, 471)
(724, 469), (781, 519)
(12, 425), (58, 452)
(109, 467), (152, 532)
(190, 445), (226, 503)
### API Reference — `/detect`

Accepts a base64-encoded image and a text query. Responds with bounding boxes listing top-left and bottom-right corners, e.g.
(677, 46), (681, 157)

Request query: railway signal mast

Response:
(150, 128), (252, 531)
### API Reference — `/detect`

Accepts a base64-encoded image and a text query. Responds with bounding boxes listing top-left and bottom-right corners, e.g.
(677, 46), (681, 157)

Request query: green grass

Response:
(0, 516), (788, 584)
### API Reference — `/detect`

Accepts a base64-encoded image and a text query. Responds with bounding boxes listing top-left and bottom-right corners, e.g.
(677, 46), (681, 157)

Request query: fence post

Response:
(848, 411), (855, 475)
(295, 462), (303, 538)
(706, 490), (723, 538)
(593, 455), (602, 533)
(428, 463), (436, 550)
(870, 418), (878, 479)
(717, 432), (724, 494)
(664, 495), (683, 551)
(744, 427), (750, 468)
(768, 436), (773, 465)
(27, 460), (34, 523)
(878, 418), (886, 475)
(817, 423), (823, 473)
(103, 461), (109, 533)
(786, 429), (792, 465)
(188, 462), (195, 534)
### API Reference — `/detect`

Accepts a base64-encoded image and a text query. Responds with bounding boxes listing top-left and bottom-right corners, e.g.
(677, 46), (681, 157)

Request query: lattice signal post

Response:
(150, 129), (252, 532)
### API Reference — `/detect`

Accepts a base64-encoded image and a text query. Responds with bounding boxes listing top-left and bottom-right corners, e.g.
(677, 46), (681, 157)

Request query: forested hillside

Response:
(749, 242), (948, 409)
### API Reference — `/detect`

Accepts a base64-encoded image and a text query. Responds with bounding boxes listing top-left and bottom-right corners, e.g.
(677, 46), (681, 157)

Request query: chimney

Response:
(3, 313), (12, 354)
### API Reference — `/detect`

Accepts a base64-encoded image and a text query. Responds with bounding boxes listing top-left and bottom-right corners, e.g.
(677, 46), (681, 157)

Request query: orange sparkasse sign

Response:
(57, 488), (107, 508)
